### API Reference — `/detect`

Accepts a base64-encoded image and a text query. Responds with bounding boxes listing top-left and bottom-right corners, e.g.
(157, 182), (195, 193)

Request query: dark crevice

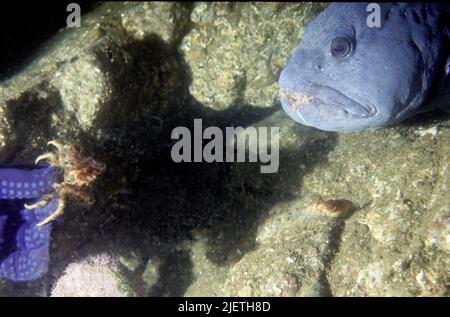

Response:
(0, 2), (99, 81)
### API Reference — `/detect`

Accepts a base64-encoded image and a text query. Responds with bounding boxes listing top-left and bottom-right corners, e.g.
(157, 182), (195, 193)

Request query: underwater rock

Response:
(121, 2), (191, 44)
(49, 53), (112, 132)
(224, 215), (340, 297)
(141, 258), (161, 289)
(0, 2), (448, 297)
(1, 2), (190, 139)
(181, 2), (328, 110)
(223, 109), (449, 297)
(0, 1), (191, 295)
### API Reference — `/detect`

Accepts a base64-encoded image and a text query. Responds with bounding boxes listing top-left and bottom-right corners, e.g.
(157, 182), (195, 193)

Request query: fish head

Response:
(279, 3), (437, 131)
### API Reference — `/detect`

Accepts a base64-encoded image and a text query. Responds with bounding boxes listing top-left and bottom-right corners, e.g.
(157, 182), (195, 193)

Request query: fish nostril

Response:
(315, 64), (323, 72)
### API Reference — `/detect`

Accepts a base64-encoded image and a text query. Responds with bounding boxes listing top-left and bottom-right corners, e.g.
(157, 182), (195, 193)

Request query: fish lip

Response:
(280, 81), (377, 119)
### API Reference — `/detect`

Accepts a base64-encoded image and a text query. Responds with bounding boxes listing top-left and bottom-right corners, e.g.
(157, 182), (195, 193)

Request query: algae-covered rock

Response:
(180, 2), (328, 110)
(221, 112), (449, 297)
(1, 2), (191, 141)
(121, 2), (191, 44)
(0, 2), (448, 297)
(224, 213), (341, 297)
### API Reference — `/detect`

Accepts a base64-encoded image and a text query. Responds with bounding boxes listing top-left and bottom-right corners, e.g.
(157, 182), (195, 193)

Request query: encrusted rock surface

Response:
(180, 2), (327, 110)
(221, 112), (449, 297)
(0, 2), (448, 297)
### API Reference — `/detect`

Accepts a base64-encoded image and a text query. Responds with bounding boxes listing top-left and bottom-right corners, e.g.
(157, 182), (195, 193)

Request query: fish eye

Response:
(330, 37), (352, 58)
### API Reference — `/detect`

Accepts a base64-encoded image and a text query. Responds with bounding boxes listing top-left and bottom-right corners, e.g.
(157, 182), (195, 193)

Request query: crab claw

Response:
(34, 140), (64, 166)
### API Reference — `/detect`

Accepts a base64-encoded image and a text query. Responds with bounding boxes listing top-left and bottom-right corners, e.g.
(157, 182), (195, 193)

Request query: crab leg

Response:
(24, 192), (56, 210)
(36, 198), (66, 227)
(35, 152), (58, 166)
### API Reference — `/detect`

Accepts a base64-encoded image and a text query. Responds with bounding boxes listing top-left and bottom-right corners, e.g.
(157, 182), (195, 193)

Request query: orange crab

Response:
(25, 140), (105, 226)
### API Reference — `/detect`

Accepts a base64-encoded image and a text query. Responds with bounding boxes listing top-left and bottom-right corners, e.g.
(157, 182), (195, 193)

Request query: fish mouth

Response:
(280, 81), (377, 123)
